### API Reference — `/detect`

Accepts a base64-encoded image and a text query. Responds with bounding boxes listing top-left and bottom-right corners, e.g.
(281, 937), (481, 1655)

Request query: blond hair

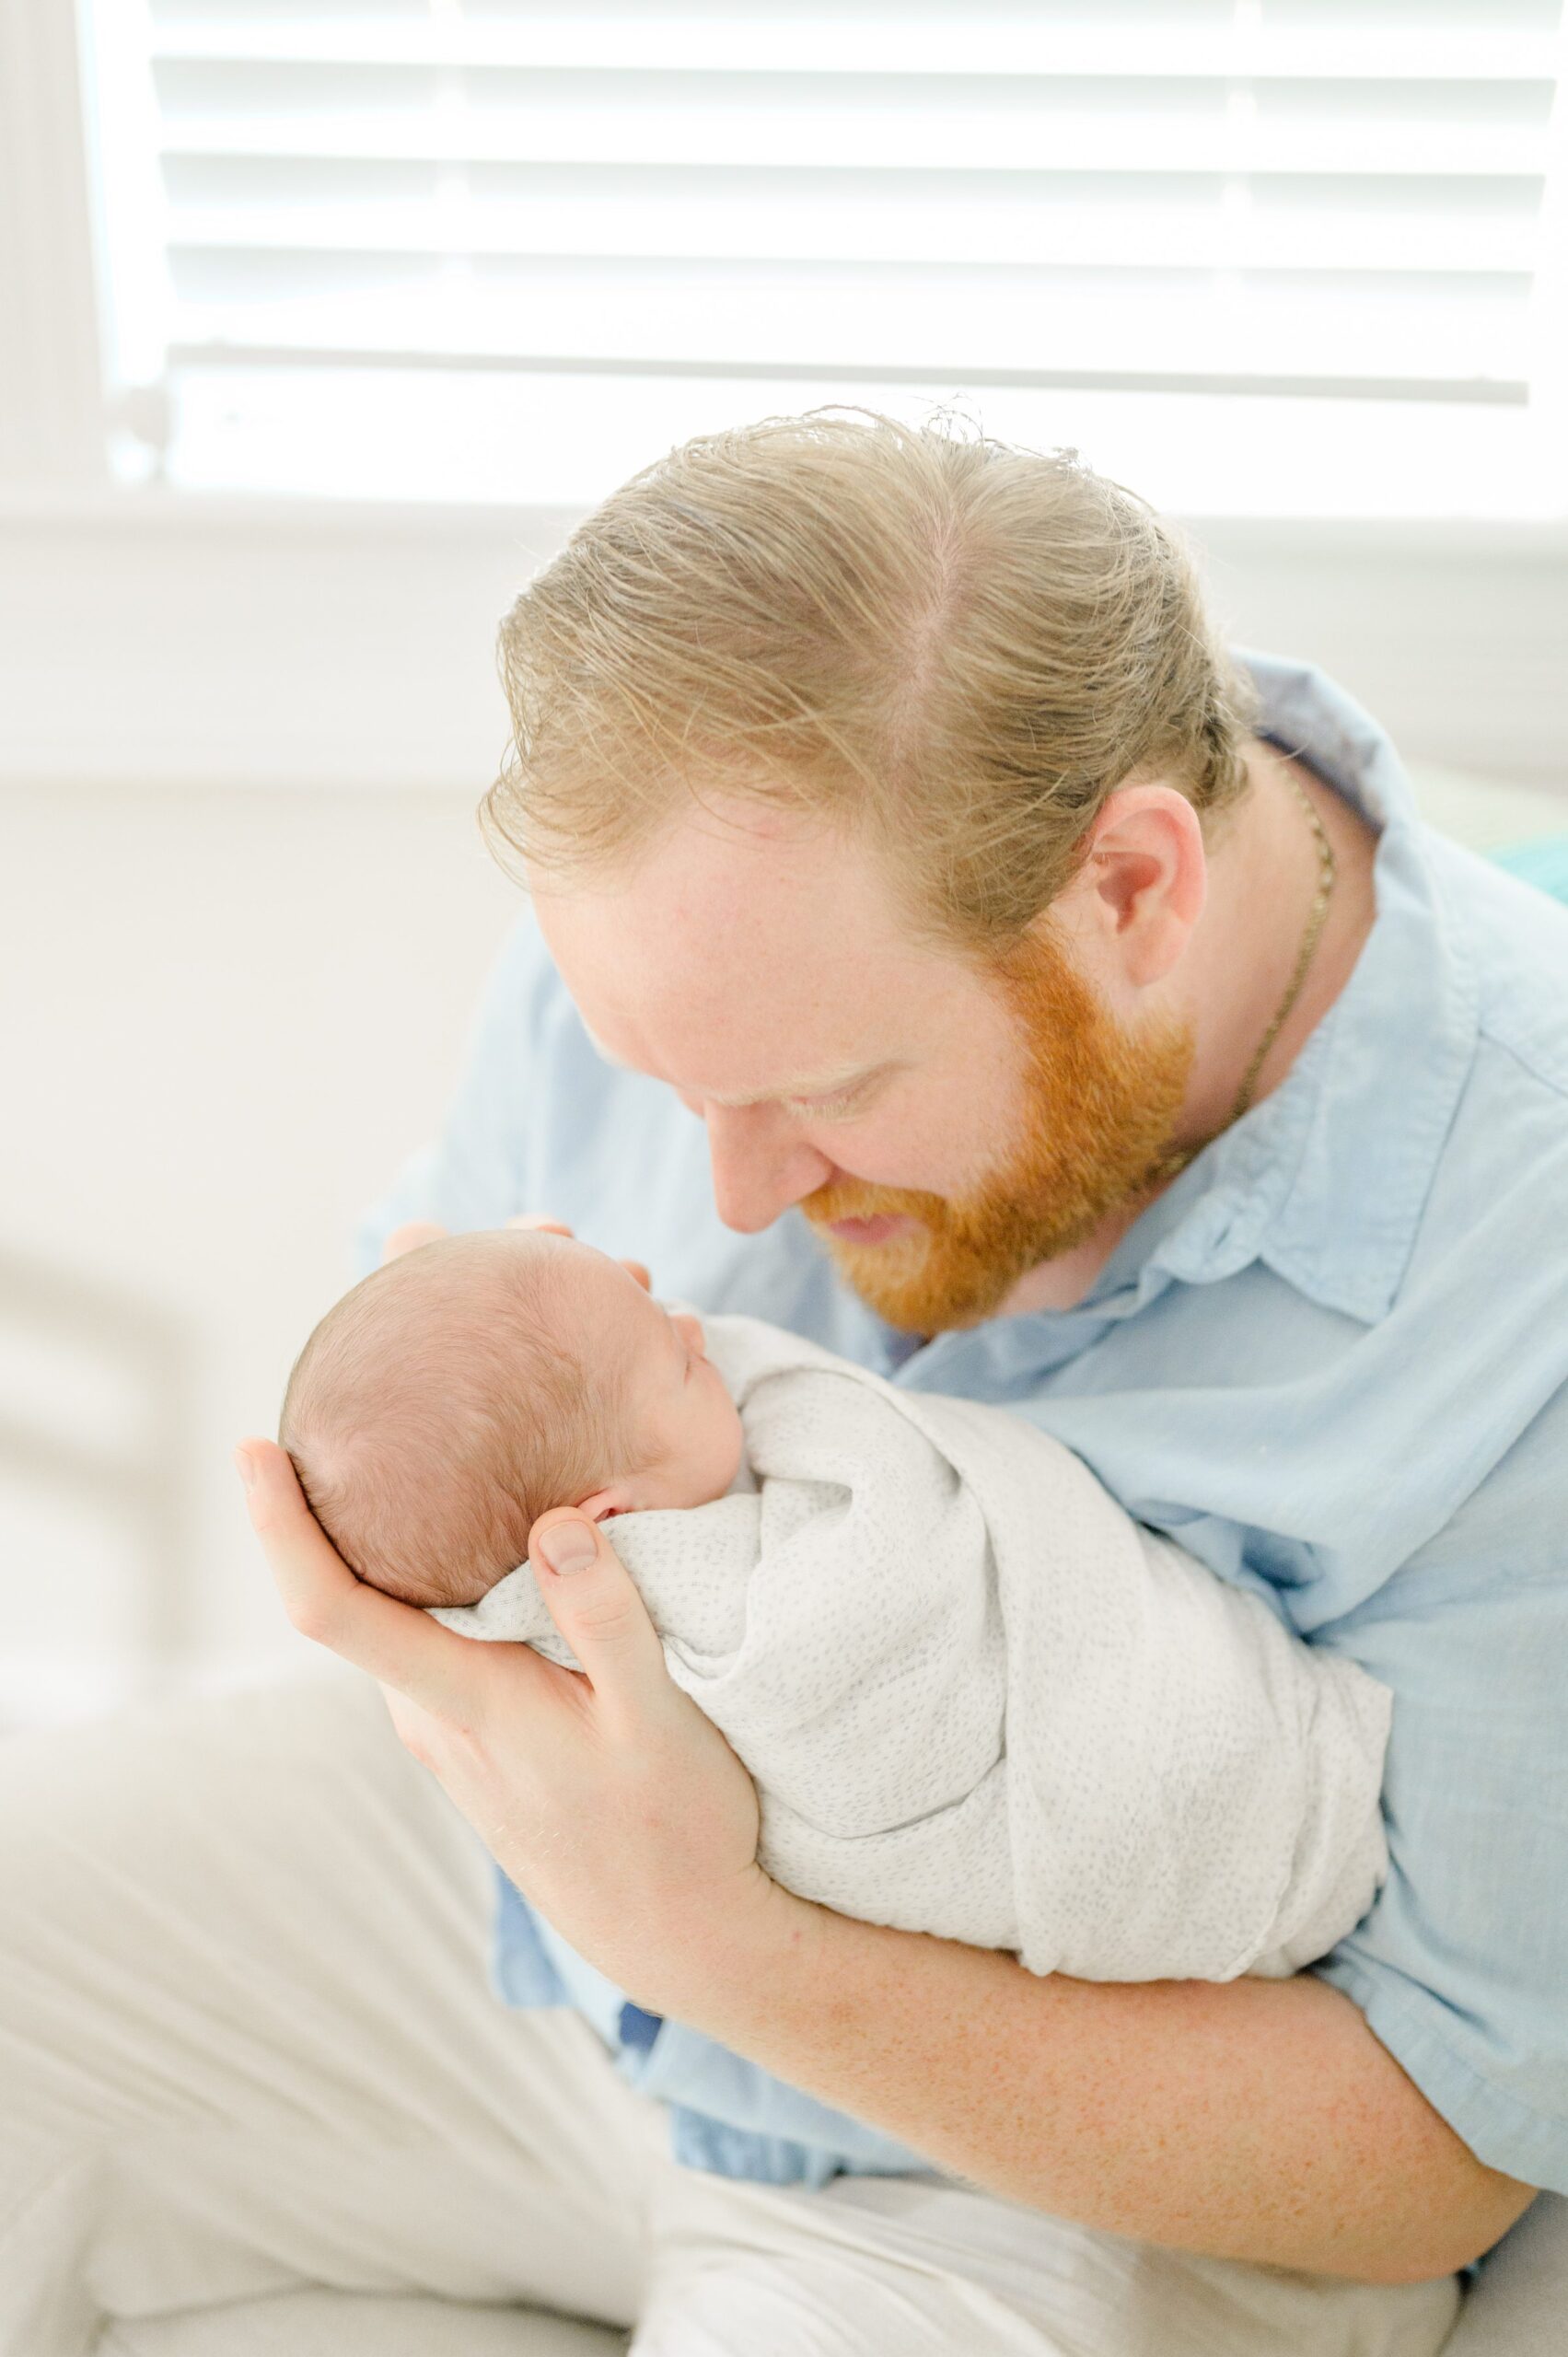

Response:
(482, 404), (1260, 955)
(278, 1233), (637, 1608)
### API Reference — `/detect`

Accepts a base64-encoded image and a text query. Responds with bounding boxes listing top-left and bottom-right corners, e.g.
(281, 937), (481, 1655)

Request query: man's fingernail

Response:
(233, 1447), (255, 1491)
(536, 1521), (598, 1575)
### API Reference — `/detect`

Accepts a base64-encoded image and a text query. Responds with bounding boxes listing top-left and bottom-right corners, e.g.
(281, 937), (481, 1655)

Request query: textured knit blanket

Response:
(433, 1313), (1390, 1980)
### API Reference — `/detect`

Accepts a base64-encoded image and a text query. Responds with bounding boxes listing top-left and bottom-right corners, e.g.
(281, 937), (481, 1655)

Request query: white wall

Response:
(5, 505), (1568, 795)
(1, 780), (518, 1719)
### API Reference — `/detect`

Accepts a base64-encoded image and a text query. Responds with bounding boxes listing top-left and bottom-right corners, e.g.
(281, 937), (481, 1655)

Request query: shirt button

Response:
(618, 2001), (664, 2054)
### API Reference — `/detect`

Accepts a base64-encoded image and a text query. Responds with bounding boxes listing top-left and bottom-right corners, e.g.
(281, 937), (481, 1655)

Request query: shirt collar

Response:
(1078, 647), (1481, 1328)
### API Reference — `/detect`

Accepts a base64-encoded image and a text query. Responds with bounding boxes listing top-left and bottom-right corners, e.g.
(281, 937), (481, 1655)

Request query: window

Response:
(37, 0), (1568, 513)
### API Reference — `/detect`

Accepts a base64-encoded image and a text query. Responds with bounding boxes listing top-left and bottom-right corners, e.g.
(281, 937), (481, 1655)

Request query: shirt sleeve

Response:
(1315, 1376), (1568, 2194)
(352, 909), (561, 1279)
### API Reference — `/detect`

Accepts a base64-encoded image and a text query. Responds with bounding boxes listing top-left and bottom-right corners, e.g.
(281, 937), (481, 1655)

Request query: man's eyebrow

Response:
(705, 1064), (891, 1109)
(579, 1021), (891, 1108)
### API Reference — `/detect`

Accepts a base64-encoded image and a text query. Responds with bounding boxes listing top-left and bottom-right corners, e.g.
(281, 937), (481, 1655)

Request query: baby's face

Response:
(559, 1240), (746, 1518)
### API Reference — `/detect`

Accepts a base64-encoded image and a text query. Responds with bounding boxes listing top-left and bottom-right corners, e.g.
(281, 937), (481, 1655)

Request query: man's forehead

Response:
(534, 795), (909, 952)
(562, 942), (909, 1100)
(530, 805), (960, 1100)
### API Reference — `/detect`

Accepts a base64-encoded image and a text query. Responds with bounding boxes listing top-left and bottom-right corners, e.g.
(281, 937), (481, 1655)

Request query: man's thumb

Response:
(533, 1516), (599, 1577)
(529, 1511), (663, 1702)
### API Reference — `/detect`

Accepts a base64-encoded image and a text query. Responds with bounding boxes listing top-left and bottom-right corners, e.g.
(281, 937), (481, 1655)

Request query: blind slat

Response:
(144, 14), (1564, 85)
(152, 177), (1544, 277)
(159, 264), (1530, 392)
(148, 84), (1555, 181)
(88, 0), (1568, 435)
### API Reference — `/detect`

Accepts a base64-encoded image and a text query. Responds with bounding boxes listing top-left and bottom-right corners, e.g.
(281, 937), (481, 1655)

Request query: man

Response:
(9, 412), (1566, 2352)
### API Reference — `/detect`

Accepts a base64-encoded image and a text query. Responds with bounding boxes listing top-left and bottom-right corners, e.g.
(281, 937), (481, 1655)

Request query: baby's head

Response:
(278, 1229), (744, 1608)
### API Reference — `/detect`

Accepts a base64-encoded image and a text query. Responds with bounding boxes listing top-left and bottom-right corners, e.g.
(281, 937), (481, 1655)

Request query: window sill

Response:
(2, 484), (1564, 795)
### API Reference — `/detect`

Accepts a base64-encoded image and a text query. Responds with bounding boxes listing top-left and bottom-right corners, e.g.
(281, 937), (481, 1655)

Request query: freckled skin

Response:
(531, 748), (1380, 1327)
(529, 801), (1193, 1335)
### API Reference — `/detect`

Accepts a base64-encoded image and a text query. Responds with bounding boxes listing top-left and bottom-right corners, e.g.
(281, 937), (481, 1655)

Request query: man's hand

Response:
(235, 1444), (770, 2011)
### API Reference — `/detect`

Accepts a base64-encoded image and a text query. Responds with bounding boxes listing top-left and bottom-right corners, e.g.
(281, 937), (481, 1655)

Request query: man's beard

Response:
(801, 927), (1195, 1334)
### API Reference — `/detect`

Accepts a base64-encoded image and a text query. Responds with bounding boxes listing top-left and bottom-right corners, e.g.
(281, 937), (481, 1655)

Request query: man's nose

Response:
(703, 1103), (833, 1234)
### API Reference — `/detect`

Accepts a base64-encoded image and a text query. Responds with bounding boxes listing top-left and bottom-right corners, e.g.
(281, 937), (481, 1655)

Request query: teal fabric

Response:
(1492, 833), (1568, 906)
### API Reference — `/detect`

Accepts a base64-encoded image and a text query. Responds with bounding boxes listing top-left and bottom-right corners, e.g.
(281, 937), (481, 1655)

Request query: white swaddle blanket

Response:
(434, 1313), (1391, 1981)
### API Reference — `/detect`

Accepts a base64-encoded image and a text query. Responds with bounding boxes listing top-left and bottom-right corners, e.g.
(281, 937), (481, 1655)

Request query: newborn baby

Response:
(281, 1226), (1391, 1982)
(281, 1225), (745, 1608)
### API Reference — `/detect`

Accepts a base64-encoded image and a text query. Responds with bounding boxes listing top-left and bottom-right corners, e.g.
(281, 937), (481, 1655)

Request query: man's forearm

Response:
(674, 1880), (1533, 2283)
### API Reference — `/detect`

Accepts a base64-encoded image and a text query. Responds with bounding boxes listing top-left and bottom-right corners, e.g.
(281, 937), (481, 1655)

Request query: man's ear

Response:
(1060, 784), (1207, 989)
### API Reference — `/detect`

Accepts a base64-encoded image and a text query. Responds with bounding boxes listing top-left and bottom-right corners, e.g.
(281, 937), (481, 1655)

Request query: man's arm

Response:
(239, 1446), (1536, 2287)
(687, 1878), (1534, 2284)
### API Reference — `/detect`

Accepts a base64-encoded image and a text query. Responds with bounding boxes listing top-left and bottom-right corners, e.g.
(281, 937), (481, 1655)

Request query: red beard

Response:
(802, 927), (1194, 1332)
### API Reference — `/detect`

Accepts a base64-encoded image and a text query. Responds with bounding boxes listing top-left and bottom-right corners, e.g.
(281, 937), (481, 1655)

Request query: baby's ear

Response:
(574, 1484), (629, 1525)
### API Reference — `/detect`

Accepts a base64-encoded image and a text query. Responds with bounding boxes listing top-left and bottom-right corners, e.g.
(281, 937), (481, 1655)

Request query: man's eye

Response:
(789, 1086), (866, 1120)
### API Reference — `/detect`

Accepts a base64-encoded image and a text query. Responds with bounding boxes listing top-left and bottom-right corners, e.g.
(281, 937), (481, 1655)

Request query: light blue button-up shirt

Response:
(357, 648), (1568, 2197)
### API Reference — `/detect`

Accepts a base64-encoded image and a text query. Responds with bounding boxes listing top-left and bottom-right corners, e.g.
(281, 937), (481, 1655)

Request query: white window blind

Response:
(77, 0), (1568, 511)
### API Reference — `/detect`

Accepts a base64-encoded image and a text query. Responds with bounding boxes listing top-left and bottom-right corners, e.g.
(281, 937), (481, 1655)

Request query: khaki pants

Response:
(0, 1666), (1461, 2357)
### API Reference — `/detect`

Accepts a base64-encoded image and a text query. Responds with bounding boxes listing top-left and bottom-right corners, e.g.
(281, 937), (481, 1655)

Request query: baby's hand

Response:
(381, 1219), (452, 1262)
(505, 1213), (652, 1292)
(380, 1213), (651, 1294)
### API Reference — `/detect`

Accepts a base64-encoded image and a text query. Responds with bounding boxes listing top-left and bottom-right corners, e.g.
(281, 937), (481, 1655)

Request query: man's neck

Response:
(998, 739), (1381, 1318)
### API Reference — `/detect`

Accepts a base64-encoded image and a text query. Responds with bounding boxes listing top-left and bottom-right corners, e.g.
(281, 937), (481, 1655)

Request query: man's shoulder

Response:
(1393, 838), (1568, 1403)
(1427, 826), (1568, 1103)
(1412, 882), (1568, 1294)
(482, 906), (577, 1035)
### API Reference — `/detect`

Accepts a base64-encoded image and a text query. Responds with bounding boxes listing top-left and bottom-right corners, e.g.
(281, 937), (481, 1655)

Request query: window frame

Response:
(1, 1), (1564, 799)
(0, 0), (109, 492)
